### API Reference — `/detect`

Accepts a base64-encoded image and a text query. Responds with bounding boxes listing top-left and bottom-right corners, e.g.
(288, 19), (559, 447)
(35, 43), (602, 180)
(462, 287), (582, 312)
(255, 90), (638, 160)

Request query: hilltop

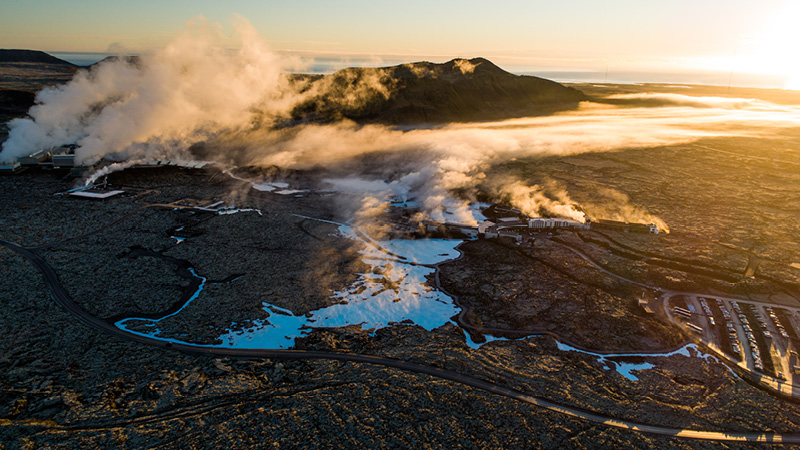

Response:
(290, 57), (588, 124)
(0, 52), (586, 127)
(0, 49), (75, 66)
(0, 51), (79, 123)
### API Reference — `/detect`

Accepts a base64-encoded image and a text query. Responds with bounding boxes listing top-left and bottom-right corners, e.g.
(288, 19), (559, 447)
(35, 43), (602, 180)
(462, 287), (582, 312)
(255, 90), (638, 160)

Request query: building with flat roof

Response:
(0, 162), (22, 173)
(69, 188), (124, 199)
(52, 154), (75, 168)
(19, 150), (51, 166)
(589, 218), (658, 234)
(528, 217), (587, 230)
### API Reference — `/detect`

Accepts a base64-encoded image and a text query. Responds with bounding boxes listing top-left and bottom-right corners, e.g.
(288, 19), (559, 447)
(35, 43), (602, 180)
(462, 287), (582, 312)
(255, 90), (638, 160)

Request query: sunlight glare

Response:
(748, 2), (800, 90)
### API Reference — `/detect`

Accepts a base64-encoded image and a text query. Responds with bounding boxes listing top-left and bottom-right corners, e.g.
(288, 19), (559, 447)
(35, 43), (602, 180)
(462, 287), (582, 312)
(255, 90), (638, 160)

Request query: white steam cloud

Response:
(3, 17), (800, 228)
(1, 15), (295, 165)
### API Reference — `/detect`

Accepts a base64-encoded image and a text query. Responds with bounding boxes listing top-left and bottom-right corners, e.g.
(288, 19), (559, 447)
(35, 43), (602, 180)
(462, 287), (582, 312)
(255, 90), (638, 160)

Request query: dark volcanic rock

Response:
(290, 57), (588, 124)
(439, 238), (686, 352)
(0, 49), (75, 66)
(0, 88), (35, 117)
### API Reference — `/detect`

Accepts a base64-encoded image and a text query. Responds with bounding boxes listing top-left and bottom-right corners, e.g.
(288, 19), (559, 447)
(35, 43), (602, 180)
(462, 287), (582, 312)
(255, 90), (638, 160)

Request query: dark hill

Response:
(290, 58), (588, 124)
(0, 49), (75, 66)
(0, 89), (36, 124)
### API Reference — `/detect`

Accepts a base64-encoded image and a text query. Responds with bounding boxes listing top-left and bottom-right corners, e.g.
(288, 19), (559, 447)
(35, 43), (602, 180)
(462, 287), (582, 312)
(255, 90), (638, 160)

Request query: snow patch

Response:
(217, 223), (463, 349)
(555, 342), (738, 380)
(463, 331), (513, 349)
(217, 207), (263, 216)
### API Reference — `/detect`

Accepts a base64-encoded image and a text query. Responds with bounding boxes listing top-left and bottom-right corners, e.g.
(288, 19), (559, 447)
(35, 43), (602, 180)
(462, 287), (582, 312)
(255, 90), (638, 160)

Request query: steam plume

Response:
(1, 15), (293, 165)
(3, 18), (800, 228)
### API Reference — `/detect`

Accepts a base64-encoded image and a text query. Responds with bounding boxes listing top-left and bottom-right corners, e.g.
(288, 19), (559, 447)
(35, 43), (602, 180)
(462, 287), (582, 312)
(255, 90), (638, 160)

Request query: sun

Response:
(786, 75), (800, 91)
(746, 2), (800, 90)
(697, 3), (800, 90)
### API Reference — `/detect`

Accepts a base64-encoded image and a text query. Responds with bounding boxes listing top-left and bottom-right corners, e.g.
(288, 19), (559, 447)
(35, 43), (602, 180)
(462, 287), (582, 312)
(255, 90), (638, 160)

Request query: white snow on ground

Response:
(555, 342), (735, 381)
(470, 203), (491, 222)
(614, 362), (655, 381)
(217, 207), (263, 216)
(463, 333), (512, 349)
(116, 216), (465, 350)
(218, 225), (463, 348)
(252, 183), (276, 192)
(171, 236), (186, 244)
(388, 199), (487, 224)
(340, 226), (461, 265)
(220, 305), (310, 349)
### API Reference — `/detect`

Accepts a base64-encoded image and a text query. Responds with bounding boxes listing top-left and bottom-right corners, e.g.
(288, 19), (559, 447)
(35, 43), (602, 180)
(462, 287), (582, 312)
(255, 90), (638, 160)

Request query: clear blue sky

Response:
(2, 0), (798, 86)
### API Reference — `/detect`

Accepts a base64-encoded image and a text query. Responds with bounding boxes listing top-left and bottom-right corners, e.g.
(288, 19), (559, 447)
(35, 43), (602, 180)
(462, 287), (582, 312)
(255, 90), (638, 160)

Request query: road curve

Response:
(3, 238), (800, 444)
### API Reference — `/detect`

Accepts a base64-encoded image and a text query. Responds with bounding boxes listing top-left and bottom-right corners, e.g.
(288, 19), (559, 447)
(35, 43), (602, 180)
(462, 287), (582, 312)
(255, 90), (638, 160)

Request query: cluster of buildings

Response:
(589, 218), (660, 234)
(0, 145), (84, 175)
(421, 216), (587, 244)
(671, 305), (702, 333)
(417, 203), (660, 243)
(66, 184), (125, 199)
(0, 146), (208, 176)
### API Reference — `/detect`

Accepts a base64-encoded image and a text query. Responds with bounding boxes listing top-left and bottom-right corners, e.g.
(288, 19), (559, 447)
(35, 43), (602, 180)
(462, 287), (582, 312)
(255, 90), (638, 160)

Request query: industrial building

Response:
(6, 144), (86, 174)
(587, 218), (659, 234)
(413, 202), (662, 243)
(69, 189), (125, 199)
(528, 217), (588, 231)
(19, 150), (50, 166)
(0, 161), (22, 173)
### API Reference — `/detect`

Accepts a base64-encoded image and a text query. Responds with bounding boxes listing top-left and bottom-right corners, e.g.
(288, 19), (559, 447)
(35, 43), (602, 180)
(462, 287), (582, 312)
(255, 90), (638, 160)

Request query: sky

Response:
(1, 0), (799, 88)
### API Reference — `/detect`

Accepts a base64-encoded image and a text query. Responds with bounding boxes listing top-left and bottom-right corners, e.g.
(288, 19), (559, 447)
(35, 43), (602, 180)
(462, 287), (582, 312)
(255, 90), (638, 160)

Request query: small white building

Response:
(69, 189), (124, 199)
(528, 217), (587, 230)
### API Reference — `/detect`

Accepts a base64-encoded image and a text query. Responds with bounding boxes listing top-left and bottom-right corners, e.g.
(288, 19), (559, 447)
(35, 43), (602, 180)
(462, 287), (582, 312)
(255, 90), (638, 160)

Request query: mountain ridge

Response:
(0, 49), (76, 66)
(289, 57), (588, 124)
(0, 52), (587, 126)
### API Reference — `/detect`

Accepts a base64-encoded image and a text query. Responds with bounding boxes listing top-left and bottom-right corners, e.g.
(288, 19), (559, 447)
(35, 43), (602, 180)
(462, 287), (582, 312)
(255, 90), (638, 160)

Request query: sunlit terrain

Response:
(3, 7), (800, 449)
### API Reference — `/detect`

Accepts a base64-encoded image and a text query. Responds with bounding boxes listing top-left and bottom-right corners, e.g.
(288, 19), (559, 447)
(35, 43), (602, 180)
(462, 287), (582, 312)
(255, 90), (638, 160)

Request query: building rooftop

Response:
(69, 189), (124, 199)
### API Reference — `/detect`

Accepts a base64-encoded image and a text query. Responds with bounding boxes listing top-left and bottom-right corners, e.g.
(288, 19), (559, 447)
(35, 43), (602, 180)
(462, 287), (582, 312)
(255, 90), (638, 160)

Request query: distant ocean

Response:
(47, 52), (789, 90)
(49, 52), (116, 66)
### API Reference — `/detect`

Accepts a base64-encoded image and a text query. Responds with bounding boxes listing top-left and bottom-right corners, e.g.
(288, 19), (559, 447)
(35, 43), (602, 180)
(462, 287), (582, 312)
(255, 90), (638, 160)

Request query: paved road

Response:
(5, 239), (800, 443)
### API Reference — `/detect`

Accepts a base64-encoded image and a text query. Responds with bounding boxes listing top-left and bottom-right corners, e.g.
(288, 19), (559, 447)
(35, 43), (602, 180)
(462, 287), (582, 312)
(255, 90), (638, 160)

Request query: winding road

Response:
(4, 238), (800, 444)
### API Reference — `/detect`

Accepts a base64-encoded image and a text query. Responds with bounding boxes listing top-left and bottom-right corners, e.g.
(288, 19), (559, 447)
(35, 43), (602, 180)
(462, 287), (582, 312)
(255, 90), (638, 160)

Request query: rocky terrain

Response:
(0, 51), (78, 125)
(439, 238), (686, 352)
(484, 128), (800, 307)
(3, 58), (800, 448)
(0, 50), (75, 66)
(3, 167), (800, 448)
(288, 58), (588, 124)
